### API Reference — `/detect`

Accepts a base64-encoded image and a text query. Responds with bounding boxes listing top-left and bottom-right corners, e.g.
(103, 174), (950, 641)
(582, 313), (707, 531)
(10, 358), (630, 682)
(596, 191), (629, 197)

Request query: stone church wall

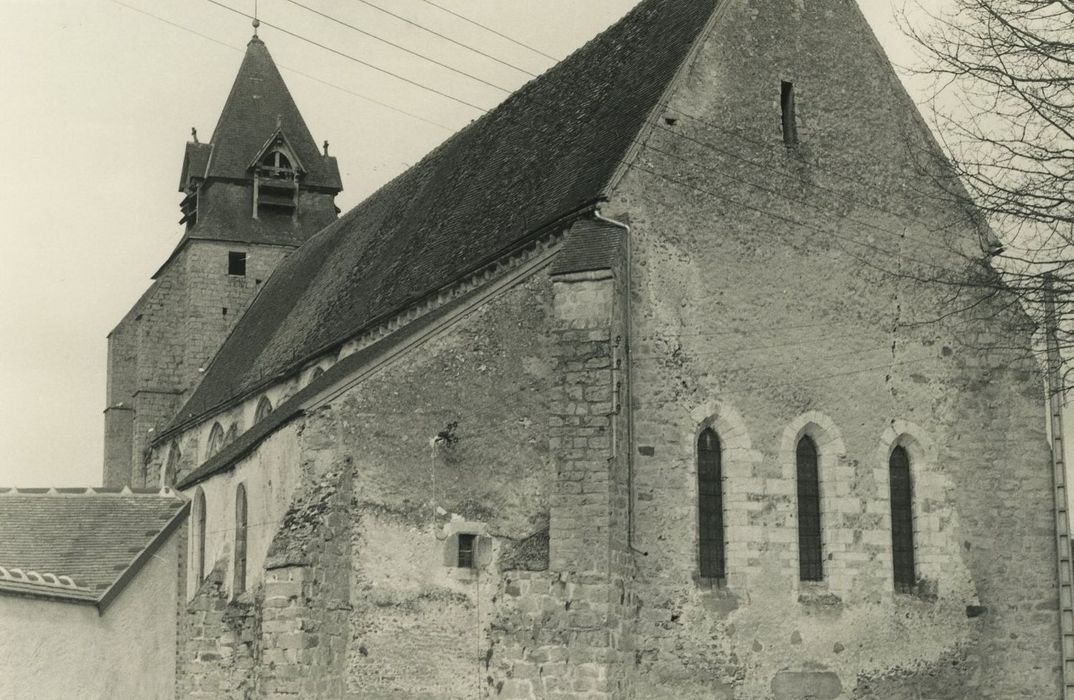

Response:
(600, 0), (1061, 696)
(328, 272), (558, 698)
(104, 240), (292, 488)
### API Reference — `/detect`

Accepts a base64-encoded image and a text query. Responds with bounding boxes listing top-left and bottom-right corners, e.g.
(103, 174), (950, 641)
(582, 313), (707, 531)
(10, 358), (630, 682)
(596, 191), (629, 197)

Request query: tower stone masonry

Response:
(102, 36), (341, 488)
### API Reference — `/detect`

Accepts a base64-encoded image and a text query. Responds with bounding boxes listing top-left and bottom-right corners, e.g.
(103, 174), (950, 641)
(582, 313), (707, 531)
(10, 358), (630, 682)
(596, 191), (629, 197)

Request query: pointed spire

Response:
(203, 36), (341, 191)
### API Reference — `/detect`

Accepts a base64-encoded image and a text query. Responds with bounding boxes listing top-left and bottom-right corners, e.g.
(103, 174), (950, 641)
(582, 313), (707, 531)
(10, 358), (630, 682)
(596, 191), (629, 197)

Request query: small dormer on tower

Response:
(251, 127), (304, 218)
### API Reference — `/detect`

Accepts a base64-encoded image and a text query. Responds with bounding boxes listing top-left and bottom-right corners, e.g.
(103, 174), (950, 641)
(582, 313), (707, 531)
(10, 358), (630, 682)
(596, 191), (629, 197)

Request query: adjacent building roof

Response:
(0, 488), (188, 610)
(163, 0), (719, 436)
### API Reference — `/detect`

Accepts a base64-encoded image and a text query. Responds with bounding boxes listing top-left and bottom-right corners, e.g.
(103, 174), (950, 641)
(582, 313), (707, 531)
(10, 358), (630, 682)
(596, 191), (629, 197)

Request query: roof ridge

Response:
(0, 486), (183, 498)
(166, 0), (719, 437)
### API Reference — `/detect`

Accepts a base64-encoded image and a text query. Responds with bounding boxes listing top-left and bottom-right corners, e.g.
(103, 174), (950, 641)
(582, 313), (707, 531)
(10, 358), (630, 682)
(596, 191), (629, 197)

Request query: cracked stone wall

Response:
(327, 271), (558, 698)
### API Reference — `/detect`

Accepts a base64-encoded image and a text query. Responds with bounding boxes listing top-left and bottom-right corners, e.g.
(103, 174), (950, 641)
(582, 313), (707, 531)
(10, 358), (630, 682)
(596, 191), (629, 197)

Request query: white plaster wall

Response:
(0, 529), (180, 700)
(184, 422), (303, 599)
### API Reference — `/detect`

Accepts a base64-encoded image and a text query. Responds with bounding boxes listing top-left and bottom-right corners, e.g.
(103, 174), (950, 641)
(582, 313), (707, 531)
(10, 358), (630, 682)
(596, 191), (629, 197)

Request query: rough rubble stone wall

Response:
(329, 272), (556, 698)
(480, 251), (636, 700)
(175, 562), (262, 699)
(258, 455), (353, 699)
(600, 0), (1061, 697)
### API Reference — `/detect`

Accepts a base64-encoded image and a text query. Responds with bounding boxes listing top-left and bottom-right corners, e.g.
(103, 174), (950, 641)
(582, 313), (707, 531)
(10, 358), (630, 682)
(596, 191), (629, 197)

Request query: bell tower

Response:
(103, 33), (342, 488)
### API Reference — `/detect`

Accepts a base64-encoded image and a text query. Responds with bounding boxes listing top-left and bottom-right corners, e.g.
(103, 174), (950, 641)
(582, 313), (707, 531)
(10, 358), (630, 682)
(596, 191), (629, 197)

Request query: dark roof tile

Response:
(0, 489), (187, 607)
(551, 219), (626, 276)
(165, 0), (717, 433)
(207, 37), (341, 191)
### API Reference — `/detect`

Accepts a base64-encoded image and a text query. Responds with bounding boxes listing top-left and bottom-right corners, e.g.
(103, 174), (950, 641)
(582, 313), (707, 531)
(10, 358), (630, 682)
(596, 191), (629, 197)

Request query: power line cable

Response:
(665, 105), (978, 229)
(626, 161), (964, 276)
(108, 0), (455, 132)
(649, 119), (971, 241)
(205, 0), (1014, 273)
(281, 0), (514, 94)
(638, 137), (960, 259)
(413, 0), (561, 62)
(205, 0), (492, 113)
(349, 0), (538, 77)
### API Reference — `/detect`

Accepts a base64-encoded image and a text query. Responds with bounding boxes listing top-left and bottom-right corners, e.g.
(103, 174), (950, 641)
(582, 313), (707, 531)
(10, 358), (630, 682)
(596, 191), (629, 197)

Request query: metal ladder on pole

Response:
(1044, 273), (1074, 699)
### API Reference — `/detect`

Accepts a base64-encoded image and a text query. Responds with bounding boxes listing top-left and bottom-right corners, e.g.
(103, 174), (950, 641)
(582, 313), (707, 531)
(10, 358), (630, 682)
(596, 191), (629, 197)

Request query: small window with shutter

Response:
(457, 534), (476, 569)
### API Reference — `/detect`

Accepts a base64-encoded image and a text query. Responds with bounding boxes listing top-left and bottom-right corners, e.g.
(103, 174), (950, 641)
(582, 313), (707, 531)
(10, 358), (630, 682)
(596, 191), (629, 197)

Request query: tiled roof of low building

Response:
(163, 0), (718, 436)
(0, 488), (188, 609)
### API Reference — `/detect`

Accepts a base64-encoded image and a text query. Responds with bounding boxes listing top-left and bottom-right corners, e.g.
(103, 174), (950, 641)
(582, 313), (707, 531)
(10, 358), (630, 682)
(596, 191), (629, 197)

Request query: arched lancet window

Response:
(697, 428), (725, 581)
(163, 442), (181, 488)
(255, 396), (273, 422)
(224, 423), (238, 445)
(206, 422), (225, 459)
(796, 436), (823, 581)
(234, 484), (248, 594)
(889, 445), (916, 592)
(193, 487), (207, 583)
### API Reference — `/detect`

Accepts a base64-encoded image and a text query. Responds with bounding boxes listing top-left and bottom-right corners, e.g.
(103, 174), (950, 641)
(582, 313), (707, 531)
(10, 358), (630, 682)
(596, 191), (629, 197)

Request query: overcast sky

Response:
(0, 0), (934, 487)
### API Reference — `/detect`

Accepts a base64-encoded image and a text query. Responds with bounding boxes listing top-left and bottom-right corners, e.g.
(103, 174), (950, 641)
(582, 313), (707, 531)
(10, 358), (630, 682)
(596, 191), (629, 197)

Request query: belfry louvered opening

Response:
(698, 428), (726, 581)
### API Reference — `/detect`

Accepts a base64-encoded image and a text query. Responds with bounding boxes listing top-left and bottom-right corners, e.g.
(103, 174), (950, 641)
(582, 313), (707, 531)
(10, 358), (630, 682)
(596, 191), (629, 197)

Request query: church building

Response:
(101, 0), (1063, 697)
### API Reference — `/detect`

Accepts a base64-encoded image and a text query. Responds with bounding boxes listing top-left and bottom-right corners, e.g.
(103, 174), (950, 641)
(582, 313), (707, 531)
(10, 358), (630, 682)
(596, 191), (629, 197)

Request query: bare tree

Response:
(899, 0), (1074, 364)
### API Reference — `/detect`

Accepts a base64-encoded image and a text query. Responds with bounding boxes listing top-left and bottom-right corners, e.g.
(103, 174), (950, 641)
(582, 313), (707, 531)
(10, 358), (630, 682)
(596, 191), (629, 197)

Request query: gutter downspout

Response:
(593, 209), (642, 557)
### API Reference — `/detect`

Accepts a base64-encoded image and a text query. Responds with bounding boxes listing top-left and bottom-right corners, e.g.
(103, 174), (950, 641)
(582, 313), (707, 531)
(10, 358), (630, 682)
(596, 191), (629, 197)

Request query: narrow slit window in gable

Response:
(781, 81), (799, 147)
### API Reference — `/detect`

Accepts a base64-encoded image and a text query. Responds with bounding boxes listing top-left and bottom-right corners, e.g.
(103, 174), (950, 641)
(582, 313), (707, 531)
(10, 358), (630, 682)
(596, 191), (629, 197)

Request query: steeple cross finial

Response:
(252, 0), (260, 37)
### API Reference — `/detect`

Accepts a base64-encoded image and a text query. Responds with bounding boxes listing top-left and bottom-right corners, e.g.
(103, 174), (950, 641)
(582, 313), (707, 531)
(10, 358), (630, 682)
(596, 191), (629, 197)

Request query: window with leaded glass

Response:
(797, 436), (823, 581)
(697, 428), (725, 581)
(889, 446), (916, 593)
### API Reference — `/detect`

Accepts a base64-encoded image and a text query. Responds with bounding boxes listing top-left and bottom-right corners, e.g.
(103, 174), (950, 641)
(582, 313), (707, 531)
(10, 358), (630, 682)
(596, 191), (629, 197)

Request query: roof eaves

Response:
(177, 241), (560, 489)
(0, 580), (99, 606)
(160, 199), (598, 444)
(95, 498), (190, 614)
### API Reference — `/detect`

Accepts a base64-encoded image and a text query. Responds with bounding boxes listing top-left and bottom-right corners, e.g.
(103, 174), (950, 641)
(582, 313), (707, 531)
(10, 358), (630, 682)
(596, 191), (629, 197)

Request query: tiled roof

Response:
(177, 282), (488, 489)
(180, 142), (213, 191)
(205, 36), (341, 191)
(0, 488), (188, 609)
(163, 0), (718, 435)
(550, 219), (627, 276)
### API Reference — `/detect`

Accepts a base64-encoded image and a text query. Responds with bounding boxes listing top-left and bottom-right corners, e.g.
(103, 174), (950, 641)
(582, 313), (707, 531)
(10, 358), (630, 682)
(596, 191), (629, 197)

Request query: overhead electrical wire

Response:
(204, 0), (1017, 272)
(280, 0), (514, 93)
(413, 0), (561, 62)
(349, 0), (538, 77)
(129, 0), (1008, 290)
(205, 0), (492, 113)
(108, 0), (456, 132)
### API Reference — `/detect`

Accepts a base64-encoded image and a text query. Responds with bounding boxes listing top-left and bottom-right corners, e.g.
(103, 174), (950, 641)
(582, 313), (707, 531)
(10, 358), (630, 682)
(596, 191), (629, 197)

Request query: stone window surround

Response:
(779, 411), (847, 596)
(876, 419), (938, 593)
(687, 400), (759, 592)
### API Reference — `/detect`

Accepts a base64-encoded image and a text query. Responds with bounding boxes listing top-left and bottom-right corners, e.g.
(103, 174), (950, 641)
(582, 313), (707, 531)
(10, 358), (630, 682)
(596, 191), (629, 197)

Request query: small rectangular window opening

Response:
(228, 251), (247, 276)
(457, 534), (476, 569)
(781, 81), (799, 147)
